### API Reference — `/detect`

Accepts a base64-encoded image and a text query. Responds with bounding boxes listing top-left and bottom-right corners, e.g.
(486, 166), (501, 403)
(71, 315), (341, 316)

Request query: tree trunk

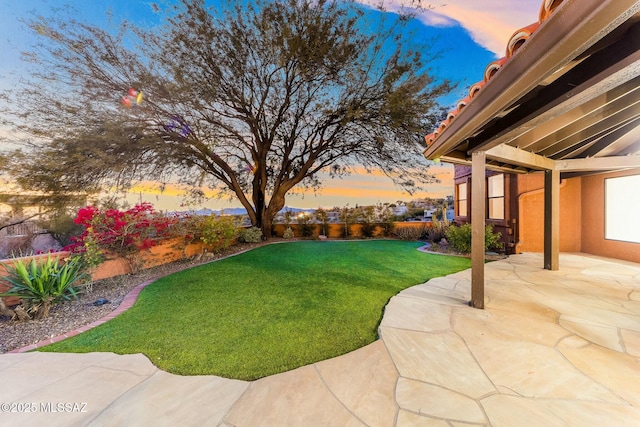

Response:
(259, 211), (274, 239)
(261, 194), (286, 239)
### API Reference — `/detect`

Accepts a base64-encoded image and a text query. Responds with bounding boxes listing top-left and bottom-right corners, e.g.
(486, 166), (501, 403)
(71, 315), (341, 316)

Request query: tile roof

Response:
(425, 0), (564, 149)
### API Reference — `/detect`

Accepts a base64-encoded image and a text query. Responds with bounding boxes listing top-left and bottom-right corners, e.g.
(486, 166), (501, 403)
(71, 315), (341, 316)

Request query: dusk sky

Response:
(0, 0), (542, 211)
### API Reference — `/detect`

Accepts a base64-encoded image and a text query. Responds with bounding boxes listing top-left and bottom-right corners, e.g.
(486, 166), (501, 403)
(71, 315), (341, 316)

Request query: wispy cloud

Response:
(356, 0), (542, 56)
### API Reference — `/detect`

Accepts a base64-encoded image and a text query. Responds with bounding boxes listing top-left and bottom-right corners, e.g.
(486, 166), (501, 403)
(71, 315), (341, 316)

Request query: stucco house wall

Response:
(516, 173), (582, 254)
(580, 169), (640, 263)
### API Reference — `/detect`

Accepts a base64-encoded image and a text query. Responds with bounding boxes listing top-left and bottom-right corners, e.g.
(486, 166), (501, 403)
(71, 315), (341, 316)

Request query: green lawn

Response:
(40, 240), (471, 380)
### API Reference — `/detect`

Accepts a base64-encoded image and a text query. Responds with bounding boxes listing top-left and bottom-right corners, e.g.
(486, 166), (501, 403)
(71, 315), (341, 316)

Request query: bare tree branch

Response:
(1, 0), (452, 237)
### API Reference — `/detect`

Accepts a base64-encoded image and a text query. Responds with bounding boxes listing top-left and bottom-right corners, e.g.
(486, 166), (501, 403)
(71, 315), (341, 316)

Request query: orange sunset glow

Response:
(124, 164), (454, 211)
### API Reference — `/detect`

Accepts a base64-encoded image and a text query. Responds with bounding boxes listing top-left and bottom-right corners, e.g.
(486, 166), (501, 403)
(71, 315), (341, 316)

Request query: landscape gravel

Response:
(0, 242), (264, 353)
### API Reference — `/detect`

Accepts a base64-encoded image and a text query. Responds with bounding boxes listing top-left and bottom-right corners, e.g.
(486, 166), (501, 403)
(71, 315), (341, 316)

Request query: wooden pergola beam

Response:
(477, 46), (640, 153)
(555, 155), (640, 172)
(440, 154), (530, 174)
(423, 0), (640, 160)
(536, 85), (640, 156)
(485, 144), (555, 170)
(484, 145), (640, 173)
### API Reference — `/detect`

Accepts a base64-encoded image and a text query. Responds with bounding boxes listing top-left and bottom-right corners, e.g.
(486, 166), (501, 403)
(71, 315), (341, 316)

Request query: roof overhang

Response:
(424, 0), (640, 175)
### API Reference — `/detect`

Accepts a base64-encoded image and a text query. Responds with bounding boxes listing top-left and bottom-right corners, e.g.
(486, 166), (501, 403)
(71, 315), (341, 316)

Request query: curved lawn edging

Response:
(20, 241), (471, 380)
(6, 240), (334, 353)
(7, 245), (261, 354)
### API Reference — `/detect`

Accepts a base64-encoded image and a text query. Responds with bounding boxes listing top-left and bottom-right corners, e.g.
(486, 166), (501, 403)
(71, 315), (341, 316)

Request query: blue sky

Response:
(0, 0), (542, 210)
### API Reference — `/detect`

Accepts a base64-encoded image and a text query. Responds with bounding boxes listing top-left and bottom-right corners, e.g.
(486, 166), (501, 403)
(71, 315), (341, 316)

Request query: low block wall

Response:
(0, 252), (72, 306)
(272, 221), (429, 239)
(1, 224), (431, 306)
(1, 239), (209, 306)
(87, 238), (210, 281)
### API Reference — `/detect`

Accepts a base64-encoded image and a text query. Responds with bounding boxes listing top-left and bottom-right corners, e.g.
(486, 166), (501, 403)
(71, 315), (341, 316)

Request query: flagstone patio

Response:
(0, 252), (638, 426)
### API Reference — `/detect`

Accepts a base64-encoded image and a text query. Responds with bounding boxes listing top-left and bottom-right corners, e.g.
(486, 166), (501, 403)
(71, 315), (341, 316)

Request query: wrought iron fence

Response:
(4, 221), (44, 236)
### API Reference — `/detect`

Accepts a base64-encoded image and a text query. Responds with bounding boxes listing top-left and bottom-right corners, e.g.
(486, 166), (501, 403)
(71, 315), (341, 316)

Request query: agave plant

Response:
(0, 255), (87, 319)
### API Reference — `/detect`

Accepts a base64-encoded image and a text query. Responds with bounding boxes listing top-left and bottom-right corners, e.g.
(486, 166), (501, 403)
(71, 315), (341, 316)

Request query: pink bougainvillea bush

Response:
(66, 202), (242, 271)
(66, 203), (182, 268)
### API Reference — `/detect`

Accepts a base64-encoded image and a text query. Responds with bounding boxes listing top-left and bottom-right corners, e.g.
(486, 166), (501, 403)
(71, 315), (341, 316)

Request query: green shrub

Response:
(283, 227), (294, 239)
(315, 208), (329, 236)
(0, 255), (87, 319)
(200, 216), (238, 250)
(301, 223), (315, 238)
(445, 223), (503, 254)
(445, 224), (470, 253)
(296, 215), (315, 238)
(238, 226), (263, 243)
(173, 214), (206, 244)
(485, 226), (504, 252)
(360, 222), (377, 238)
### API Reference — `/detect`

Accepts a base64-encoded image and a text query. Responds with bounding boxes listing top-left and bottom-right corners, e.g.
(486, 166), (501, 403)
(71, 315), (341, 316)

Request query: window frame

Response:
(487, 174), (505, 220)
(456, 181), (468, 218)
(604, 175), (640, 243)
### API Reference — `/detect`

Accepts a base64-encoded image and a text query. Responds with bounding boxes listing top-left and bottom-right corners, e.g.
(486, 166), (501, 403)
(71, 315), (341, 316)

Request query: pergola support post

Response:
(471, 151), (486, 309)
(544, 169), (560, 270)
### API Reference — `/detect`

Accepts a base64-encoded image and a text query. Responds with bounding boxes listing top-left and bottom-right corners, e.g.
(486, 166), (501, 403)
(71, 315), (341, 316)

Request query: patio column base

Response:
(469, 299), (485, 309)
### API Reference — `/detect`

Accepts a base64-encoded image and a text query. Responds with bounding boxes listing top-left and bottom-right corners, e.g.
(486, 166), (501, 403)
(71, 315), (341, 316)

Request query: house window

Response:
(456, 182), (467, 217)
(488, 174), (505, 220)
(605, 175), (640, 243)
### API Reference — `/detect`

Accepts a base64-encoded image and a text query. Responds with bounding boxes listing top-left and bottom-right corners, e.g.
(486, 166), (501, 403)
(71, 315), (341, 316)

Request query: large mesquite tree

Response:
(1, 0), (450, 237)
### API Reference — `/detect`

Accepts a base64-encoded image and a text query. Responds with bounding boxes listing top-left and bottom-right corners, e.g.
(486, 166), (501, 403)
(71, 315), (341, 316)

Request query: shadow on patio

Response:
(1, 252), (638, 426)
(379, 252), (640, 426)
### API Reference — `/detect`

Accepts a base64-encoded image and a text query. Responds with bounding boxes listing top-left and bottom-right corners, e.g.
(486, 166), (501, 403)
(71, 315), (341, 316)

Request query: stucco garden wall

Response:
(0, 238), (210, 306)
(581, 169), (640, 263)
(516, 173), (582, 254)
(272, 221), (428, 239)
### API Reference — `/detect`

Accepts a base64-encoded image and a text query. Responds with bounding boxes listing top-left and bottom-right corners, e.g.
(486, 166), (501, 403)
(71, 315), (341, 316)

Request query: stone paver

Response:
(314, 341), (399, 427)
(380, 295), (453, 332)
(88, 370), (248, 426)
(1, 252), (639, 426)
(225, 364), (365, 426)
(380, 327), (496, 398)
(0, 353), (157, 426)
(395, 410), (451, 426)
(482, 394), (640, 427)
(395, 378), (487, 424)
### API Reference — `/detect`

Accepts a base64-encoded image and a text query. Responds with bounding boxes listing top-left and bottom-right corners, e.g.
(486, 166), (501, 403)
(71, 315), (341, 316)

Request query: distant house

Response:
(326, 212), (341, 223)
(392, 205), (408, 217)
(423, 0), (640, 308)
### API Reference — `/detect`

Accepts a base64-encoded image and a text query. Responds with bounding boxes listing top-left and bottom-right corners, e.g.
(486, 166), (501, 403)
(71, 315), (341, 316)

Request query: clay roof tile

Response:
(425, 0), (566, 146)
(506, 22), (540, 58)
(539, 0), (564, 22)
(456, 96), (470, 112)
(484, 56), (509, 82)
(468, 81), (485, 99)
